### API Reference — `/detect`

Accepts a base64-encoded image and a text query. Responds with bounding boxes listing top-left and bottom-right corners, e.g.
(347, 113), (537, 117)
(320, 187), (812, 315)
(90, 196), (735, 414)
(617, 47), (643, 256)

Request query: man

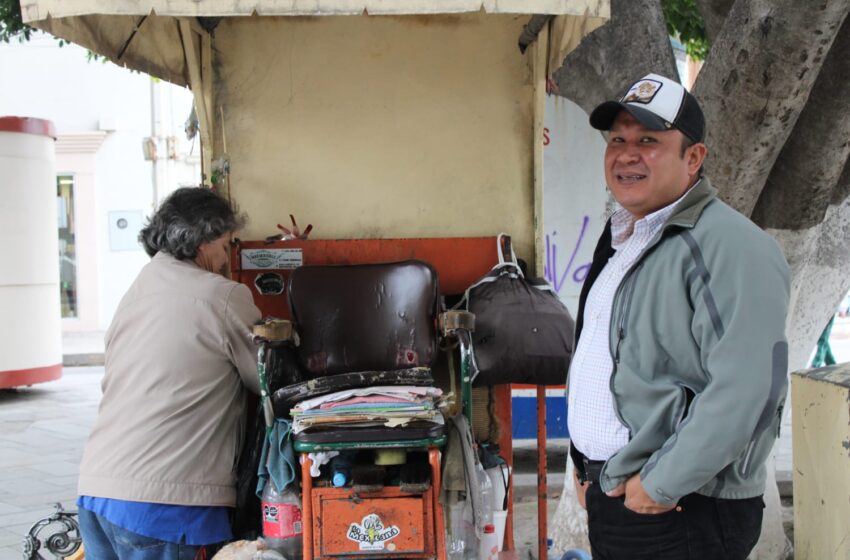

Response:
(566, 73), (790, 559)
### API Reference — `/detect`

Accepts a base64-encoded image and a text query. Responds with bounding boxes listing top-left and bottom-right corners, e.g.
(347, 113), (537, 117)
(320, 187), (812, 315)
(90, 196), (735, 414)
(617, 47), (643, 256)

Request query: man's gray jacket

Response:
(570, 177), (790, 505)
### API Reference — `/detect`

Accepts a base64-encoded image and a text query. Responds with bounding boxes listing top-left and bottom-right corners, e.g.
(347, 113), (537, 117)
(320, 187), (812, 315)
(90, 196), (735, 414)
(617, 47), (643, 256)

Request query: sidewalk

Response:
(0, 364), (795, 559)
(0, 367), (101, 558)
(61, 331), (105, 367)
(0, 326), (803, 558)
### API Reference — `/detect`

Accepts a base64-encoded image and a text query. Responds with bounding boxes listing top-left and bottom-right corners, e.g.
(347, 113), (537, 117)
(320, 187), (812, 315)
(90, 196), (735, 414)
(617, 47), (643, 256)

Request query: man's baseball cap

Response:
(589, 73), (705, 143)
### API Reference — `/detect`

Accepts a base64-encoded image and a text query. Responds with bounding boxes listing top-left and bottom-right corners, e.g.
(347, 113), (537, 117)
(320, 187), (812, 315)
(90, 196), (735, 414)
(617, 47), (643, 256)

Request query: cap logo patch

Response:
(622, 79), (662, 105)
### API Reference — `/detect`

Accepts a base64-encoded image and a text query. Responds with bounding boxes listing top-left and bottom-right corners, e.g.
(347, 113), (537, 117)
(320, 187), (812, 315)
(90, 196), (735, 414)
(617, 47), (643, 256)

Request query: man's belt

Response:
(570, 443), (605, 484)
(581, 457), (605, 484)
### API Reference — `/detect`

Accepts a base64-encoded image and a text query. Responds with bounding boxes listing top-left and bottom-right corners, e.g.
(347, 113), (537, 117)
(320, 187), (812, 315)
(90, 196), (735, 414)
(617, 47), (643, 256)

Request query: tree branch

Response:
(695, 0), (734, 45)
(552, 0), (678, 116)
(694, 0), (850, 217)
(751, 16), (850, 230)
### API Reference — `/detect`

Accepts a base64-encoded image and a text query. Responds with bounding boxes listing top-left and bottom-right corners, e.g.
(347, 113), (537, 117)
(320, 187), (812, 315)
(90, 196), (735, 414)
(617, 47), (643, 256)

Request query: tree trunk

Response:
(778, 164), (850, 373)
(752, 17), (850, 232)
(694, 0), (850, 217)
(749, 14), (850, 370)
(551, 0), (677, 116)
(696, 0), (735, 44)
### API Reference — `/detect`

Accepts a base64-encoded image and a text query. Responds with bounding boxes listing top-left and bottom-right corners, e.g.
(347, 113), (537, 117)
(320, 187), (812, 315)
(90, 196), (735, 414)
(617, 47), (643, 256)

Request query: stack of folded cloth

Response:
(291, 385), (444, 434)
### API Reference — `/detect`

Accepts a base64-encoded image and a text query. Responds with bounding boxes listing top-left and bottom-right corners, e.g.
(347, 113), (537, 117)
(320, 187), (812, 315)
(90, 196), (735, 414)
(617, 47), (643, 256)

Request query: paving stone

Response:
(0, 543), (23, 558)
(29, 461), (80, 478)
(0, 503), (23, 516)
(0, 527), (24, 547)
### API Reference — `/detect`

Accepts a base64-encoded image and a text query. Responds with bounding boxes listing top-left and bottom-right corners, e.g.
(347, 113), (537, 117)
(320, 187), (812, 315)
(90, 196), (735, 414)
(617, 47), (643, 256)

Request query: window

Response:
(57, 175), (78, 318)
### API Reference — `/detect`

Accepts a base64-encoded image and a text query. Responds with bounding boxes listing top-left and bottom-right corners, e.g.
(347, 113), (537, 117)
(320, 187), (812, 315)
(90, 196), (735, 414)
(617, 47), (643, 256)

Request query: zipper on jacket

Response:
(611, 265), (641, 365)
(675, 384), (695, 426)
(607, 268), (641, 434)
(605, 229), (670, 436)
(741, 402), (785, 477)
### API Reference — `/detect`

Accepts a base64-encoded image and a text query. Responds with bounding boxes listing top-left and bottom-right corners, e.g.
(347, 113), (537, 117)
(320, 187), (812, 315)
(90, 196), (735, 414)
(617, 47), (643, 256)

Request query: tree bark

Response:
(693, 0), (850, 217)
(777, 161), (850, 373)
(551, 0), (677, 116)
(696, 0), (735, 44)
(751, 17), (850, 231)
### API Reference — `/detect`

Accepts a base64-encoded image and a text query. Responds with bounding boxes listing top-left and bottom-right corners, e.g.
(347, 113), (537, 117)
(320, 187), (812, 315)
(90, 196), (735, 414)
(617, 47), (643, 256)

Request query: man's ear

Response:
(688, 143), (708, 175)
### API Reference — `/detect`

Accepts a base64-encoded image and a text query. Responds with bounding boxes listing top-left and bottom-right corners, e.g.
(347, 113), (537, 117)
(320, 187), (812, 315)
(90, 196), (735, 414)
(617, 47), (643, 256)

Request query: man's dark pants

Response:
(585, 482), (764, 560)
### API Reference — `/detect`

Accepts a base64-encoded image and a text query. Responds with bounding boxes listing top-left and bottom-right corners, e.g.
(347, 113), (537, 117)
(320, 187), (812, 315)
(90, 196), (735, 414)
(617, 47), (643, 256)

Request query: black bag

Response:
(461, 234), (575, 386)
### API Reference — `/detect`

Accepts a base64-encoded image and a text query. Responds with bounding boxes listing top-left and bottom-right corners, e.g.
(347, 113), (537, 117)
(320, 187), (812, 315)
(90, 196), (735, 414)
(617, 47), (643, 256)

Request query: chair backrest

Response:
(288, 260), (439, 377)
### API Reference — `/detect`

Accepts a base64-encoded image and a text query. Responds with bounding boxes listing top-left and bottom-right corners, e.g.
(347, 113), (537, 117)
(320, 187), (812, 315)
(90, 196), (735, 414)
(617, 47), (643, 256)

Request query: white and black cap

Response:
(590, 73), (705, 143)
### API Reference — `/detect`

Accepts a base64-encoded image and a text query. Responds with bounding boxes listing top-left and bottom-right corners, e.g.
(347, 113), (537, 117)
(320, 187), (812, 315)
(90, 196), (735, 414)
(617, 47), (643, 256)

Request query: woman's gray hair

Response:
(139, 187), (247, 259)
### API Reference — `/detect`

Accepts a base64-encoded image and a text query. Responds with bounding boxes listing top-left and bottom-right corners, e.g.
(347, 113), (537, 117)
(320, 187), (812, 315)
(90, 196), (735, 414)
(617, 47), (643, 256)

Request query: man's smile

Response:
(615, 173), (647, 184)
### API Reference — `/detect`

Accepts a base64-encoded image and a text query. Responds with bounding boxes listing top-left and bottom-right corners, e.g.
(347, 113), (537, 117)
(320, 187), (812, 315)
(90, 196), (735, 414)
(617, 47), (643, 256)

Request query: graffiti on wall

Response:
(544, 216), (593, 294)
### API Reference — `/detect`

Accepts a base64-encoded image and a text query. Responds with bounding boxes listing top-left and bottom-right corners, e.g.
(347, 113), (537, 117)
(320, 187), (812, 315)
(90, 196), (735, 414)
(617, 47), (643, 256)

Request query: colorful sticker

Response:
(262, 501), (303, 539)
(346, 514), (400, 551)
(254, 272), (285, 295)
(241, 248), (303, 270)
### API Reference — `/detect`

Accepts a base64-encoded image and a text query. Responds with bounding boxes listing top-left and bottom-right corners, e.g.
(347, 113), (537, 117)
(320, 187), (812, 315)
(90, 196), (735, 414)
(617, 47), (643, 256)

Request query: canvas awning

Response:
(21, 0), (609, 86)
(22, 1), (609, 19)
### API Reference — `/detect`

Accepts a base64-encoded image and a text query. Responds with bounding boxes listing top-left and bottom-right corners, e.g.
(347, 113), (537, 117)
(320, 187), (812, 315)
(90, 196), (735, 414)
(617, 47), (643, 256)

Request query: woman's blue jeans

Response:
(78, 507), (213, 560)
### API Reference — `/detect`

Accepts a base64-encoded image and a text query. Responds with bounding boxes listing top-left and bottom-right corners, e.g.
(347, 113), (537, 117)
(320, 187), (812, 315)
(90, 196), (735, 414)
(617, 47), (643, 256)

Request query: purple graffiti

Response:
(545, 216), (592, 294)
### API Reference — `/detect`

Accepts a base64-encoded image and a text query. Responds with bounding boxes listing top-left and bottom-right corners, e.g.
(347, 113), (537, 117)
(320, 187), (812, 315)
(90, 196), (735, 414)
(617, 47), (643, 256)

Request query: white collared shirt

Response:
(567, 184), (697, 461)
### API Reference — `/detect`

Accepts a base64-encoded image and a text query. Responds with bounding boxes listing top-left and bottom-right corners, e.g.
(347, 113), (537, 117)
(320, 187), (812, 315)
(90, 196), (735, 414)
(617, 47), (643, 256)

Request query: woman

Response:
(77, 187), (262, 559)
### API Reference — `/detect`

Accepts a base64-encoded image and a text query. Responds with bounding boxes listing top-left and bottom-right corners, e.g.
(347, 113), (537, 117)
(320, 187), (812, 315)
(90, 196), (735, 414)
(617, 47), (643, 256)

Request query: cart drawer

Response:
(314, 488), (434, 558)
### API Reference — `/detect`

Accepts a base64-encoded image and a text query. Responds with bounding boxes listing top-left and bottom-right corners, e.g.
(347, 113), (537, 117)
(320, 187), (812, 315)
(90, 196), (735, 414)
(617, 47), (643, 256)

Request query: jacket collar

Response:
(664, 176), (717, 229)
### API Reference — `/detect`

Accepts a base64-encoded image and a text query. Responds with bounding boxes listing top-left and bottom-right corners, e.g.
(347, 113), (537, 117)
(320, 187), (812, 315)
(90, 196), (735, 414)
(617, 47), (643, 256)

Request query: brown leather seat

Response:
(287, 260), (440, 376)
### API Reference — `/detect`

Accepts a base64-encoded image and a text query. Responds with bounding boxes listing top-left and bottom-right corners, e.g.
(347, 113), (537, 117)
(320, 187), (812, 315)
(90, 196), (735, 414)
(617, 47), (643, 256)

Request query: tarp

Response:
(22, 0), (609, 87)
(21, 0), (609, 20)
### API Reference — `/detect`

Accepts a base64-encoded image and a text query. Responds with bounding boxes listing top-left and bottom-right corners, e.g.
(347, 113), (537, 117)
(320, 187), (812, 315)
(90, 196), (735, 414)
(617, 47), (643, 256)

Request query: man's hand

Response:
(572, 468), (588, 510)
(606, 473), (676, 514)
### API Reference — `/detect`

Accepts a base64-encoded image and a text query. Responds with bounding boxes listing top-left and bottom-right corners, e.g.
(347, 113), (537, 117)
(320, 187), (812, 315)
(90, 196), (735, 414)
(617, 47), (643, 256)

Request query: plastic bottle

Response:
(446, 501), (467, 560)
(474, 456), (494, 526)
(261, 480), (303, 559)
(461, 498), (479, 560)
(330, 452), (354, 487)
(478, 524), (498, 560)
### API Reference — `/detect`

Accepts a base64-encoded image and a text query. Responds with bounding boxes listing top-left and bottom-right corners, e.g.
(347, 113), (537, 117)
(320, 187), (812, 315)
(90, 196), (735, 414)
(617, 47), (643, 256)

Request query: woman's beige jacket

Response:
(78, 252), (261, 506)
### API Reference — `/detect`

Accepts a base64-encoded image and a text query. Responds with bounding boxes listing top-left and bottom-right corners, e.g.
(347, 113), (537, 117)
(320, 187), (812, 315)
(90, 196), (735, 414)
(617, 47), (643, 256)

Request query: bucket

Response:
(492, 510), (508, 552)
(485, 465), (510, 512)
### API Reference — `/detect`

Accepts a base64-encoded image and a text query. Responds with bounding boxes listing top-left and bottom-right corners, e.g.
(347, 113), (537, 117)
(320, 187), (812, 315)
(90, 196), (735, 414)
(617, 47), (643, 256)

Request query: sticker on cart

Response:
(241, 248), (303, 270)
(346, 513), (400, 551)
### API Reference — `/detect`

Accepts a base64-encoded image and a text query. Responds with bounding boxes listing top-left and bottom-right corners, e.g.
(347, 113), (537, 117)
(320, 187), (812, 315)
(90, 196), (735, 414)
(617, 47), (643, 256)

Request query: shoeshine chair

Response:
(271, 260), (474, 560)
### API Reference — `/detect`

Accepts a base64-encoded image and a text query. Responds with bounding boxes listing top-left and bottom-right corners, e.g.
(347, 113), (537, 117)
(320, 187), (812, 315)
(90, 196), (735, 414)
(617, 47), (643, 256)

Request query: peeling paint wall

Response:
(791, 366), (850, 560)
(213, 14), (536, 260)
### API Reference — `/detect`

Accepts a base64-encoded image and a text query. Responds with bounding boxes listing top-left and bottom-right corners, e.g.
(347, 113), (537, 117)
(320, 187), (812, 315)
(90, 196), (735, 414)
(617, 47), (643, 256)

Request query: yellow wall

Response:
(213, 14), (537, 260)
(791, 367), (850, 560)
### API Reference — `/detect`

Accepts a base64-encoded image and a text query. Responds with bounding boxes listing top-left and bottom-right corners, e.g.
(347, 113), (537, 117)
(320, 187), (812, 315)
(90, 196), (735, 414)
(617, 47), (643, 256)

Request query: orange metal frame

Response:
(231, 237), (530, 556)
(300, 449), (445, 560)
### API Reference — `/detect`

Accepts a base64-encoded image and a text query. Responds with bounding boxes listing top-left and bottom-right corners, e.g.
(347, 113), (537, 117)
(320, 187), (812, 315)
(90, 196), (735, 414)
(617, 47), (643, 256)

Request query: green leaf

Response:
(662, 0), (709, 61)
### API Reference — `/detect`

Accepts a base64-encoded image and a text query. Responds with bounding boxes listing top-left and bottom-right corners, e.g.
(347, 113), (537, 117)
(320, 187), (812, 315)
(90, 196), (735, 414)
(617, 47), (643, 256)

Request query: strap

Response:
(496, 233), (522, 276)
(452, 233), (523, 312)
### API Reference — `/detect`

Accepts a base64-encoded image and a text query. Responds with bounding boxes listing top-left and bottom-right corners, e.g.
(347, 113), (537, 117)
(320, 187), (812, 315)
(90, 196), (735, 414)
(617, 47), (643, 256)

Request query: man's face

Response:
(604, 111), (706, 219)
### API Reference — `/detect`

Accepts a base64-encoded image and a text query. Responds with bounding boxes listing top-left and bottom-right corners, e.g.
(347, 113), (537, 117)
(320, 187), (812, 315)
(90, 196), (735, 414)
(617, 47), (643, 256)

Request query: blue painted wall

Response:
(511, 395), (569, 439)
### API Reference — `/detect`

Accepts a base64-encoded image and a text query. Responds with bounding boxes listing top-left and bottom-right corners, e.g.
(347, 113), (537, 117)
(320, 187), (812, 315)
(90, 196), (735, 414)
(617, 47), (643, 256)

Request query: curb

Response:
(63, 353), (105, 367)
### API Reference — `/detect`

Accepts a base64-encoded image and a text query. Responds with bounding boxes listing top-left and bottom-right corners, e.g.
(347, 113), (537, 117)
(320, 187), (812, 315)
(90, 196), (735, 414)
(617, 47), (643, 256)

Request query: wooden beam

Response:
(532, 23), (549, 278)
(179, 18), (214, 187)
